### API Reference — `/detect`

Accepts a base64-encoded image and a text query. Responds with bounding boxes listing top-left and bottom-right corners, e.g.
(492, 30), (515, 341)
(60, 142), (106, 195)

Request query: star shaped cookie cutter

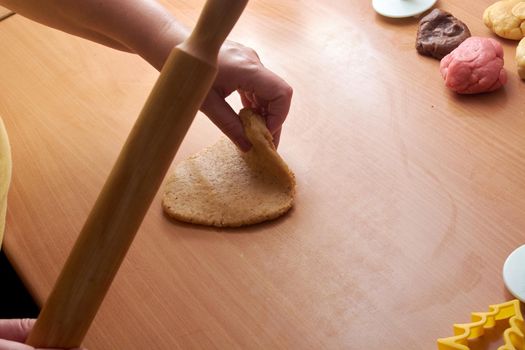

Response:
(437, 299), (524, 350)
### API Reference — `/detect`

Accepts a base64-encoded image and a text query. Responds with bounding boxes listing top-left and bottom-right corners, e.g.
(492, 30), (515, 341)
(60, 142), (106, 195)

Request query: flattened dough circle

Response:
(162, 109), (295, 227)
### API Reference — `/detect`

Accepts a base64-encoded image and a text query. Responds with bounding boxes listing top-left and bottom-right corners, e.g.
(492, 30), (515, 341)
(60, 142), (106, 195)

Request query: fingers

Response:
(0, 338), (35, 350)
(0, 319), (35, 343)
(201, 91), (252, 152)
(239, 91), (252, 109)
(237, 65), (292, 126)
(238, 67), (292, 148)
(272, 126), (282, 148)
(253, 67), (293, 136)
(0, 319), (84, 350)
(0, 338), (70, 350)
(265, 91), (292, 138)
(211, 41), (293, 149)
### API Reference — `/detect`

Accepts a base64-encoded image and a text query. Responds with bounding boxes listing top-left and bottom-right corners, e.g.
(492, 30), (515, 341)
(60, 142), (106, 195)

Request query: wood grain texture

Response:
(1, 0), (524, 349)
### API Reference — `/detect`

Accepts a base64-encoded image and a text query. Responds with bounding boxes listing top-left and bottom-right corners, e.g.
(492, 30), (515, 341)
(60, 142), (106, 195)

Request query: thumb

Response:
(0, 319), (85, 350)
(201, 91), (251, 152)
(0, 319), (35, 343)
(0, 338), (35, 350)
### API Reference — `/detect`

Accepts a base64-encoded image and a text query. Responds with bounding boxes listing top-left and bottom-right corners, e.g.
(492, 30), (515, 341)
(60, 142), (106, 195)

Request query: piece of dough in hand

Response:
(162, 108), (295, 227)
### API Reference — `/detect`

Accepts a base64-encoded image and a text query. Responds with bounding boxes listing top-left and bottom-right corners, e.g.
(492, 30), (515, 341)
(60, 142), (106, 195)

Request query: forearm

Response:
(0, 0), (189, 70)
(1, 0), (294, 149)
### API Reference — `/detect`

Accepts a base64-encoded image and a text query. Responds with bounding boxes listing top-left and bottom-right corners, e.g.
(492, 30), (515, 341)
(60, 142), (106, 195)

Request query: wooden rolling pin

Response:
(26, 0), (248, 347)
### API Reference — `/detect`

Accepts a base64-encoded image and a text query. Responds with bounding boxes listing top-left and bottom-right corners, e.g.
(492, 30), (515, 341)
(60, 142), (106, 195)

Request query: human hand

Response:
(0, 2), (292, 151)
(200, 41), (293, 151)
(0, 319), (83, 350)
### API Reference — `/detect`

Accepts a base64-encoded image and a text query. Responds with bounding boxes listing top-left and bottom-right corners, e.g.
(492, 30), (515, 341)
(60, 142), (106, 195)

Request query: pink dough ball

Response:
(440, 36), (507, 94)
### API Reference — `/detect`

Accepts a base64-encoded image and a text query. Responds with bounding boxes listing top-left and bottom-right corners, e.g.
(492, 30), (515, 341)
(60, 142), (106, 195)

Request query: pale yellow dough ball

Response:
(517, 37), (525, 79)
(483, 0), (525, 40)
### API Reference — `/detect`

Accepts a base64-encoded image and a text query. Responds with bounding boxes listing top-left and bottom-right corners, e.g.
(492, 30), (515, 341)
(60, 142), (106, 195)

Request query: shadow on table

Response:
(449, 86), (510, 109)
(162, 206), (296, 235)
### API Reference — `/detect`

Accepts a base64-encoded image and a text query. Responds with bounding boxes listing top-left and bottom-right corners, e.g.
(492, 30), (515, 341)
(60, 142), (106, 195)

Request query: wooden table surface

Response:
(1, 0), (524, 349)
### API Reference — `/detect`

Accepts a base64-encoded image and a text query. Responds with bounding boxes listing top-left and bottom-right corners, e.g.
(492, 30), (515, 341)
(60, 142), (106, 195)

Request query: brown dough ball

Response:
(416, 9), (471, 59)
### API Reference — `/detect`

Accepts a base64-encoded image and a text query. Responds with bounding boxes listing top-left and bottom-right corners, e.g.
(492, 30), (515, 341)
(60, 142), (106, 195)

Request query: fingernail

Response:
(238, 139), (252, 152)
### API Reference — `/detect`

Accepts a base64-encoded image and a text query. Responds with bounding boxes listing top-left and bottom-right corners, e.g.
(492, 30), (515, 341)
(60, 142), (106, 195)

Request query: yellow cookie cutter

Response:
(437, 299), (525, 350)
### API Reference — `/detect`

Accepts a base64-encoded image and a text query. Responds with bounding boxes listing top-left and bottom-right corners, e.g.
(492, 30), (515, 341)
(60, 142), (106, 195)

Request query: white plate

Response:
(372, 0), (437, 18)
(503, 244), (525, 302)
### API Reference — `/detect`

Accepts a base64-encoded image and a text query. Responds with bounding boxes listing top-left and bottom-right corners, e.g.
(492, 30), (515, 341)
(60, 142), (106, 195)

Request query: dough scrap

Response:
(517, 37), (525, 79)
(483, 0), (525, 40)
(416, 9), (471, 60)
(440, 37), (507, 94)
(162, 108), (295, 227)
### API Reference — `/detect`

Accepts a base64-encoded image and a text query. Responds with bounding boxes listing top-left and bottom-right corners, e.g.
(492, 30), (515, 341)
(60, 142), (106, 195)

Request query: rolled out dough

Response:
(162, 108), (295, 227)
